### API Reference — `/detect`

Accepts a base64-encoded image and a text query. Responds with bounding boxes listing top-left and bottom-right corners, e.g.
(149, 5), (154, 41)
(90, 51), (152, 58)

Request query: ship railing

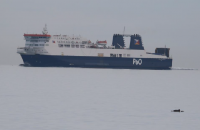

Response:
(17, 47), (31, 53)
(17, 47), (25, 49)
(17, 47), (32, 49)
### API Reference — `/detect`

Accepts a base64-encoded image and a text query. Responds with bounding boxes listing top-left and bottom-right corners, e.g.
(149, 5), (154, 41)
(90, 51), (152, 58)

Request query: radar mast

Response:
(42, 24), (48, 34)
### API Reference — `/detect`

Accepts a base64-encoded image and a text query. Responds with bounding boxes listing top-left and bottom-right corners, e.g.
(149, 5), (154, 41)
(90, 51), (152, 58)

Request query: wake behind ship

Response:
(17, 25), (172, 69)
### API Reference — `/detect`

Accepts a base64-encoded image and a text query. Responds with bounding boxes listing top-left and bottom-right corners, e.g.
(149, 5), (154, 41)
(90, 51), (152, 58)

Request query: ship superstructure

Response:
(17, 25), (172, 69)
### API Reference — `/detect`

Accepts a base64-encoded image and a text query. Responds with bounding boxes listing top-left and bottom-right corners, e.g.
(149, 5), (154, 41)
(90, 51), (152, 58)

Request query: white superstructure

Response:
(17, 25), (168, 59)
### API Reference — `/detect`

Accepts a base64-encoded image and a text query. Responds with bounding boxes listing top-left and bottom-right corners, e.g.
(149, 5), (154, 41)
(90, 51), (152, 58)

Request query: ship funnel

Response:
(129, 34), (144, 50)
(112, 34), (125, 49)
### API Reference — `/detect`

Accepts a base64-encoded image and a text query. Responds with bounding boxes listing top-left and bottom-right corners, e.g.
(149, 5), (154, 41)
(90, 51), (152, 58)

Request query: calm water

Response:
(0, 65), (200, 130)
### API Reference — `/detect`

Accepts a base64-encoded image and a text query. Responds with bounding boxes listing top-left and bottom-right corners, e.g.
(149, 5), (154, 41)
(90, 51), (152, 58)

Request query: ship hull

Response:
(20, 54), (172, 69)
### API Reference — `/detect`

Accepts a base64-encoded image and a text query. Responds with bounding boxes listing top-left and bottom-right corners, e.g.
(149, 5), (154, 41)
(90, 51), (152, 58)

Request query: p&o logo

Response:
(133, 59), (142, 65)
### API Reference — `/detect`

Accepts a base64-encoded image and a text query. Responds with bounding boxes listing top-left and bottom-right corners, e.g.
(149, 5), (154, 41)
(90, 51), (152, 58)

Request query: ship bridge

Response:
(24, 24), (51, 43)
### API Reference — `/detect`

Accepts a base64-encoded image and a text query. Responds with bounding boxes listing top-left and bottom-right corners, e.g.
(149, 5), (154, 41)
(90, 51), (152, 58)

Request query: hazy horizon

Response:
(1, 0), (200, 69)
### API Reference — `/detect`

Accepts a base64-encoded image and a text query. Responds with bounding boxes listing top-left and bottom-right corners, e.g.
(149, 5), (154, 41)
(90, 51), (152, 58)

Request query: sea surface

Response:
(0, 65), (199, 130)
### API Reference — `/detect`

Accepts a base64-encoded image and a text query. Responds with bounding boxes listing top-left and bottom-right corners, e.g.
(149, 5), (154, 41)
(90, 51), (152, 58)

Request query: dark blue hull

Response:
(20, 54), (172, 69)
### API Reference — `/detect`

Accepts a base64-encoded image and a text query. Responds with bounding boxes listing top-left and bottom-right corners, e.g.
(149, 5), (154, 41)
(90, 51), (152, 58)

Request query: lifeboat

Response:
(96, 40), (107, 45)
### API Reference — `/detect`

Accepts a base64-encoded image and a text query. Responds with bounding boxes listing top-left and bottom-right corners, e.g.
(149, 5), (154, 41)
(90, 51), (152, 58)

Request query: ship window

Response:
(40, 44), (44, 46)
(110, 54), (116, 57)
(119, 54), (122, 57)
(31, 40), (38, 42)
(64, 44), (70, 48)
(80, 45), (85, 48)
(31, 37), (38, 39)
(35, 44), (38, 46)
(127, 54), (130, 57)
(82, 41), (87, 44)
(76, 45), (79, 48)
(71, 45), (75, 48)
(58, 44), (63, 47)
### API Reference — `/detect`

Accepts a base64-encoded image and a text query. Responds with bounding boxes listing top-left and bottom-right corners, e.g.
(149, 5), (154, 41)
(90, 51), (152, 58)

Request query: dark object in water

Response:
(171, 109), (184, 112)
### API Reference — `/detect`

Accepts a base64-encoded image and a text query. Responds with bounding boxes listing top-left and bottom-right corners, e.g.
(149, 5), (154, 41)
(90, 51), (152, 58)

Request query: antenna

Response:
(42, 24), (48, 34)
(123, 26), (125, 35)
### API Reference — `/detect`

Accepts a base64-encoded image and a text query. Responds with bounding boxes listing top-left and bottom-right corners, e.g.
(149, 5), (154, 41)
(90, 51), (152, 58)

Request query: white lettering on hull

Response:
(133, 59), (142, 65)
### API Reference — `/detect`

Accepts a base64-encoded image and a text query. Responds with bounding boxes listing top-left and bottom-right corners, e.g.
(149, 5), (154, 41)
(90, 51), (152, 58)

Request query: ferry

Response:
(17, 25), (172, 69)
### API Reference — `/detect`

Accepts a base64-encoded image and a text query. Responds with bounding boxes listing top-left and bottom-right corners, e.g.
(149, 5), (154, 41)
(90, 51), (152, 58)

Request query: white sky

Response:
(0, 0), (200, 68)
